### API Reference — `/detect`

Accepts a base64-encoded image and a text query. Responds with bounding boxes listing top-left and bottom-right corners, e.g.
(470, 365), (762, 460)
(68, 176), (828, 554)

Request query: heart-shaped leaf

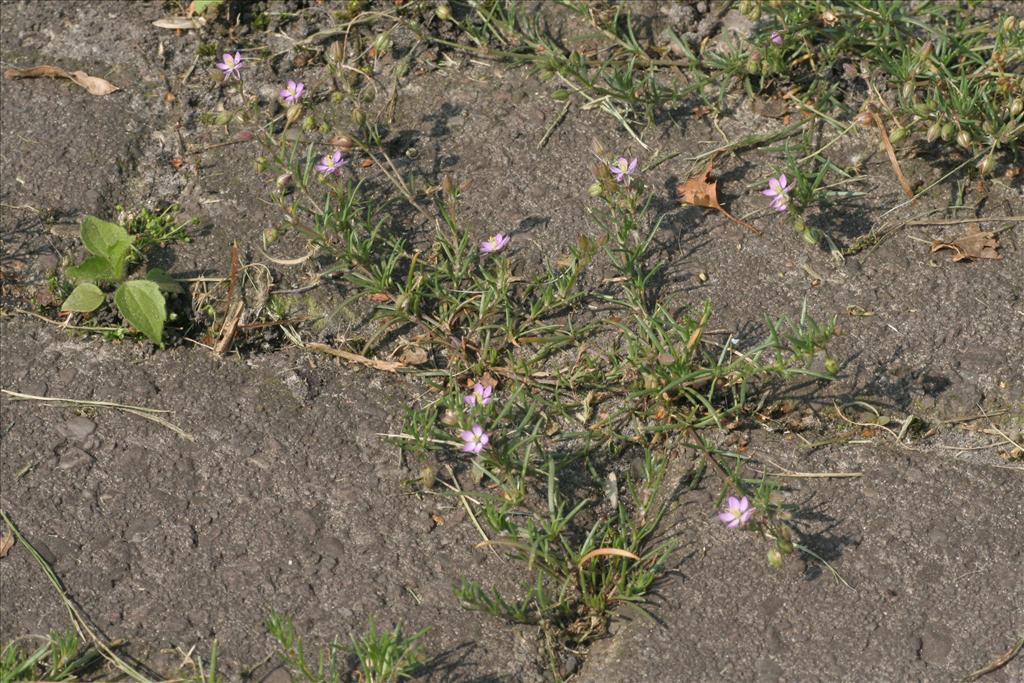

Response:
(66, 255), (115, 283)
(114, 280), (166, 346)
(81, 216), (132, 279)
(146, 268), (184, 294)
(61, 283), (106, 312)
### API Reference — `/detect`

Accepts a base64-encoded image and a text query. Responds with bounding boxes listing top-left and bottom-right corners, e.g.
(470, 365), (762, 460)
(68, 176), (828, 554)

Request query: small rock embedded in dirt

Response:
(56, 445), (95, 470)
(61, 416), (96, 440)
(259, 667), (292, 683)
(317, 536), (345, 559)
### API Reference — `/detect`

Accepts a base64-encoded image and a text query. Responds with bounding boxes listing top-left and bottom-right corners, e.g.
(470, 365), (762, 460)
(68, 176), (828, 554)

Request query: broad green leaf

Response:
(114, 280), (166, 346)
(146, 268), (184, 294)
(81, 216), (132, 278)
(61, 283), (105, 312)
(190, 0), (224, 15)
(66, 255), (114, 283)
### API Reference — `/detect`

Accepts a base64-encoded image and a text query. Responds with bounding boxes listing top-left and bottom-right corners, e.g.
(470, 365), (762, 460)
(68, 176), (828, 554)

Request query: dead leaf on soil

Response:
(676, 161), (761, 235)
(398, 345), (429, 366)
(752, 96), (789, 119)
(0, 528), (14, 558)
(930, 225), (1002, 262)
(152, 16), (207, 30)
(4, 65), (119, 96)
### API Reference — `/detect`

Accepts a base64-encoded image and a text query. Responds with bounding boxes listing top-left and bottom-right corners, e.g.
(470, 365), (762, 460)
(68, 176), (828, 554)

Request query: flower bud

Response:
(745, 53), (761, 75)
(263, 226), (280, 245)
(926, 121), (942, 142)
(255, 156), (268, 172)
(825, 356), (839, 375)
(983, 120), (996, 135)
(956, 130), (972, 149)
(435, 3), (452, 21)
(767, 547), (784, 569)
(587, 182), (603, 197)
(332, 134), (355, 153)
(900, 82), (915, 101)
(1004, 16), (1017, 32)
(285, 104), (303, 126)
(854, 110), (874, 128)
(777, 538), (795, 555)
(978, 153), (996, 175)
(940, 122), (955, 141)
(373, 33), (393, 54)
(327, 41), (344, 66)
(351, 108), (366, 127)
(441, 409), (458, 426)
(912, 101), (931, 117)
(889, 126), (909, 144)
(275, 173), (294, 192)
(1011, 98), (1024, 117)
(301, 115), (315, 132)
(419, 465), (436, 489)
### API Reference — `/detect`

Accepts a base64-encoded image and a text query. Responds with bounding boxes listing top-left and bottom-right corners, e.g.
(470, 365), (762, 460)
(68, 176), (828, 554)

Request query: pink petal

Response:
(778, 174), (787, 187)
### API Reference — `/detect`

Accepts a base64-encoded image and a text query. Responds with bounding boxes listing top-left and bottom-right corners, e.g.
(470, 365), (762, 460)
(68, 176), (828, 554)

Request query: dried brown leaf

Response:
(676, 161), (720, 209)
(152, 16), (207, 30)
(4, 65), (119, 96)
(0, 528), (14, 559)
(930, 225), (1002, 262)
(398, 345), (429, 366)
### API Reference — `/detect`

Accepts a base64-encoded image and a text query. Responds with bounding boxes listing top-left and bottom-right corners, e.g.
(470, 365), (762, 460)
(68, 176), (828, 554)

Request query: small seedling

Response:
(350, 618), (428, 683)
(60, 216), (182, 346)
(0, 629), (101, 681)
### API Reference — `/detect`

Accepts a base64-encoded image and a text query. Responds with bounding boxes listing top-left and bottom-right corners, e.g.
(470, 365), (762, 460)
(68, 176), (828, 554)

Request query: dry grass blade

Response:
(578, 547), (640, 566)
(869, 109), (914, 199)
(961, 637), (1024, 682)
(1, 388), (194, 441)
(1, 510), (154, 683)
(306, 342), (406, 372)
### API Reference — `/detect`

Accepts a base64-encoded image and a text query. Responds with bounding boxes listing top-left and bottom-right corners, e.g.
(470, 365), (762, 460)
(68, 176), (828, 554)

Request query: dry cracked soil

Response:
(1, 1), (1022, 682)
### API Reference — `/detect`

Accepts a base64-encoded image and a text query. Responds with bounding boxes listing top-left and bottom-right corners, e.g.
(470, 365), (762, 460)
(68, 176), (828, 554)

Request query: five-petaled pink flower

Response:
(718, 496), (754, 529)
(216, 51), (243, 80)
(315, 150), (346, 175)
(280, 80), (305, 104)
(770, 31), (783, 45)
(609, 157), (638, 183)
(480, 233), (510, 254)
(460, 424), (489, 454)
(464, 383), (492, 409)
(762, 174), (793, 211)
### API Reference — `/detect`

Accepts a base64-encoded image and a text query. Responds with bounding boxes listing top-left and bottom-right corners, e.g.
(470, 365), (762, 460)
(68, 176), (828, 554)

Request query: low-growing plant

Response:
(0, 629), (101, 681)
(59, 216), (182, 346)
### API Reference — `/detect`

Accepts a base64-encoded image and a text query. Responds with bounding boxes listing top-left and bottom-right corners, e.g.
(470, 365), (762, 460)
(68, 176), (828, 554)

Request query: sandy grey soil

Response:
(1, 1), (1022, 681)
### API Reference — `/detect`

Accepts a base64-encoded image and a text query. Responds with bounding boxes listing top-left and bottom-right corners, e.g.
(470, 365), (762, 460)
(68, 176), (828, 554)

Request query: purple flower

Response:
(718, 496), (754, 529)
(460, 424), (489, 454)
(770, 31), (783, 45)
(761, 173), (793, 211)
(480, 233), (510, 254)
(216, 51), (243, 80)
(315, 150), (346, 175)
(280, 80), (305, 104)
(609, 157), (638, 183)
(464, 383), (492, 409)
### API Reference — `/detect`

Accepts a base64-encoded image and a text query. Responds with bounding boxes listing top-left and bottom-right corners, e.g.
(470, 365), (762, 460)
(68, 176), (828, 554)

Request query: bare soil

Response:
(1, 1), (1021, 681)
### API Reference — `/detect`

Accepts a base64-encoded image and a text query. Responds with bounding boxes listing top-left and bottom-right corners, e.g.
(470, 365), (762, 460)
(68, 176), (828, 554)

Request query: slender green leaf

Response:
(61, 283), (105, 313)
(114, 280), (166, 345)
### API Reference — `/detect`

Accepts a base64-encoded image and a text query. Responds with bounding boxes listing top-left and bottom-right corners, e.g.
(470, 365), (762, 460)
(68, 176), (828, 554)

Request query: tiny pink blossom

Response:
(609, 157), (638, 183)
(460, 424), (490, 454)
(480, 233), (510, 254)
(315, 150), (346, 175)
(761, 173), (793, 211)
(464, 383), (492, 409)
(280, 80), (305, 104)
(718, 496), (754, 529)
(216, 51), (243, 79)
(770, 31), (783, 45)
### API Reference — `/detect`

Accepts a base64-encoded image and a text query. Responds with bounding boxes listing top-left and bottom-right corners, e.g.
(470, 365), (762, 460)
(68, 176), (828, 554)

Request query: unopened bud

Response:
(275, 173), (294, 192)
(255, 156), (268, 172)
(332, 134), (355, 153)
(940, 122), (955, 141)
(777, 538), (795, 555)
(263, 227), (280, 245)
(745, 53), (761, 75)
(854, 110), (874, 128)
(900, 82), (915, 101)
(327, 41), (344, 66)
(587, 182), (603, 197)
(978, 153), (996, 175)
(889, 126), (909, 144)
(441, 409), (458, 426)
(926, 121), (942, 142)
(1011, 98), (1023, 117)
(767, 547), (784, 569)
(956, 130), (972, 149)
(351, 108), (366, 127)
(373, 33), (393, 54)
(825, 356), (839, 375)
(435, 3), (452, 21)
(1004, 16), (1017, 32)
(285, 104), (302, 125)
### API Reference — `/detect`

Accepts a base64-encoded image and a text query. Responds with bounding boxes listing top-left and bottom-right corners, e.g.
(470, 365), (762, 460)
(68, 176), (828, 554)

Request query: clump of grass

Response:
(266, 612), (427, 683)
(0, 630), (101, 681)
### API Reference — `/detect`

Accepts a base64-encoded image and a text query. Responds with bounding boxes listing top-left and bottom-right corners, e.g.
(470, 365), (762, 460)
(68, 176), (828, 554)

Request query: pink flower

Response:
(609, 157), (638, 183)
(718, 496), (754, 529)
(315, 150), (346, 175)
(460, 424), (489, 454)
(480, 233), (509, 254)
(761, 174), (793, 211)
(216, 51), (243, 80)
(464, 383), (492, 409)
(770, 31), (783, 45)
(280, 80), (305, 104)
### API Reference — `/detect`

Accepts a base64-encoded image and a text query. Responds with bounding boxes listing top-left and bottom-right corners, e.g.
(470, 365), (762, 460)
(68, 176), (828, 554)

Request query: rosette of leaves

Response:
(60, 216), (182, 346)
